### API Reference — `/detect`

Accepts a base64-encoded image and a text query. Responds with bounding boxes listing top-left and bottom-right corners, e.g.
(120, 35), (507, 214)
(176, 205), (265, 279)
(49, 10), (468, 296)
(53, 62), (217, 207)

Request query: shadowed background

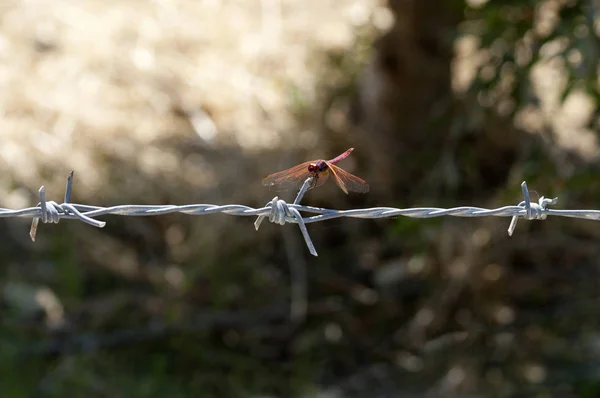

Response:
(1, 0), (600, 396)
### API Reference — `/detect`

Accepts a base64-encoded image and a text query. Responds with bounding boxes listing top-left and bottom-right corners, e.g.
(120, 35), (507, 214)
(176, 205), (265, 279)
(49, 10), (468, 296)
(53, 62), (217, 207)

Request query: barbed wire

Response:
(2, 172), (600, 256)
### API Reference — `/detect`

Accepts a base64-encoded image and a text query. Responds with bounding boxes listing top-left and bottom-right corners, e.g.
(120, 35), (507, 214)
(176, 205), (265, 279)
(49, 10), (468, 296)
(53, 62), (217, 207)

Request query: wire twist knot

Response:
(254, 195), (318, 256)
(30, 185), (66, 242)
(29, 172), (106, 242)
(266, 196), (295, 226)
(519, 199), (551, 220)
(39, 199), (66, 224)
(507, 181), (558, 236)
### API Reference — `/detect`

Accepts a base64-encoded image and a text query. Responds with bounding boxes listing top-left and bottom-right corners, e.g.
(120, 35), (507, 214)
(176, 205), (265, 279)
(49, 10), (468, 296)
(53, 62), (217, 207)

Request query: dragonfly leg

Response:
(308, 175), (318, 190)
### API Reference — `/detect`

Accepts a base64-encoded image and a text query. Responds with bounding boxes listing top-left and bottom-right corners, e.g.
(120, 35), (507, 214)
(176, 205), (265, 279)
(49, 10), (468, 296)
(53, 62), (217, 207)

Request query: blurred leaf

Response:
(578, 380), (600, 398)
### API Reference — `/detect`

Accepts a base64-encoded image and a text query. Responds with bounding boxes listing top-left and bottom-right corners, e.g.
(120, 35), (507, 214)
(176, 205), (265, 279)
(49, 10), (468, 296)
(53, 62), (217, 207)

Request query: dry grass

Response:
(0, 0), (389, 208)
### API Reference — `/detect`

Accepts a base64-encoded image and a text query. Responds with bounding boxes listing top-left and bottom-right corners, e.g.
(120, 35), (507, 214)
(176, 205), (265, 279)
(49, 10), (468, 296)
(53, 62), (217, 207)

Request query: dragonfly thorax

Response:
(308, 161), (327, 174)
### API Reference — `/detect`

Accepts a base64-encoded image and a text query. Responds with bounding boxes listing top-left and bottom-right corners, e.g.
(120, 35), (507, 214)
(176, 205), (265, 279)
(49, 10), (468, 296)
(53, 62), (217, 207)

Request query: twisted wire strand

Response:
(2, 172), (599, 256)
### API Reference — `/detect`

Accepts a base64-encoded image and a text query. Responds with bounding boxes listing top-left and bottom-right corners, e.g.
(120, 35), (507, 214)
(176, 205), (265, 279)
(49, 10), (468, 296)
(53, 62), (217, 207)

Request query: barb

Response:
(5, 173), (600, 256)
(254, 176), (313, 229)
(29, 171), (75, 242)
(507, 181), (558, 236)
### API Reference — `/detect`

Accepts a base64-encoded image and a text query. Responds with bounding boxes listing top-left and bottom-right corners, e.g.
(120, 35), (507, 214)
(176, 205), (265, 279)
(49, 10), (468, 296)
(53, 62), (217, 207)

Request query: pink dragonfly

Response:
(262, 148), (369, 194)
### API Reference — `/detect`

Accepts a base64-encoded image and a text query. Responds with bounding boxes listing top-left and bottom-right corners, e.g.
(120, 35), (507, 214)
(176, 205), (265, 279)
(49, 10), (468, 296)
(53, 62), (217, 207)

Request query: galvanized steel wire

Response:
(3, 172), (599, 256)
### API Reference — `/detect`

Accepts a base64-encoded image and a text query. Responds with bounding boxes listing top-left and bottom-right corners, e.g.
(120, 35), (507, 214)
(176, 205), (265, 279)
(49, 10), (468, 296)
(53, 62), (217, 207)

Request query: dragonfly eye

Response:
(308, 164), (317, 172)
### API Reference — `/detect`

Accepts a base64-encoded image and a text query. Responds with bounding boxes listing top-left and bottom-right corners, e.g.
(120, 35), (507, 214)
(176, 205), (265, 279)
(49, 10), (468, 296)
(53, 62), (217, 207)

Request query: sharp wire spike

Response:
(65, 171), (74, 203)
(29, 186), (45, 242)
(522, 181), (532, 219)
(293, 177), (313, 205)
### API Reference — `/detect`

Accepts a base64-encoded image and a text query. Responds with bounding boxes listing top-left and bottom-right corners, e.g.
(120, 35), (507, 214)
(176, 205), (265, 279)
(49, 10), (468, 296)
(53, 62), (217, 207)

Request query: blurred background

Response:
(1, 0), (600, 396)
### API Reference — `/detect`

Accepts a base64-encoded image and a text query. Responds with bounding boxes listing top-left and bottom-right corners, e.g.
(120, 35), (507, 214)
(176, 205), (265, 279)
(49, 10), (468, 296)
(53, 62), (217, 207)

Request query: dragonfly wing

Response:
(324, 161), (348, 194)
(262, 161), (313, 191)
(326, 162), (369, 193)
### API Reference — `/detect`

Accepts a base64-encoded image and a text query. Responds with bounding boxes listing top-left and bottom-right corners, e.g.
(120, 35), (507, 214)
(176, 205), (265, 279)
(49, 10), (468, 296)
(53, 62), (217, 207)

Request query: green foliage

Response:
(463, 0), (599, 127)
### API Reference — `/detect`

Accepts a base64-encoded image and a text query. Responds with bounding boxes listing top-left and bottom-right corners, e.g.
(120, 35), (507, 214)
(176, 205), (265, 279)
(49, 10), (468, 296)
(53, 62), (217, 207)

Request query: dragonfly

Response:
(262, 148), (369, 194)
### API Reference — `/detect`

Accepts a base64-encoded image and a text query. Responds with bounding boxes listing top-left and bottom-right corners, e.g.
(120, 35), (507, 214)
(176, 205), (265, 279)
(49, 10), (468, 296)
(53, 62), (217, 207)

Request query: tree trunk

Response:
(351, 0), (464, 198)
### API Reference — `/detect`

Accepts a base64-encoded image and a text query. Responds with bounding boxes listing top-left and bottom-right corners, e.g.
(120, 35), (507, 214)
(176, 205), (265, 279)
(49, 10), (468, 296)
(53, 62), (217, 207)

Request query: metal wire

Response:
(3, 172), (600, 256)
